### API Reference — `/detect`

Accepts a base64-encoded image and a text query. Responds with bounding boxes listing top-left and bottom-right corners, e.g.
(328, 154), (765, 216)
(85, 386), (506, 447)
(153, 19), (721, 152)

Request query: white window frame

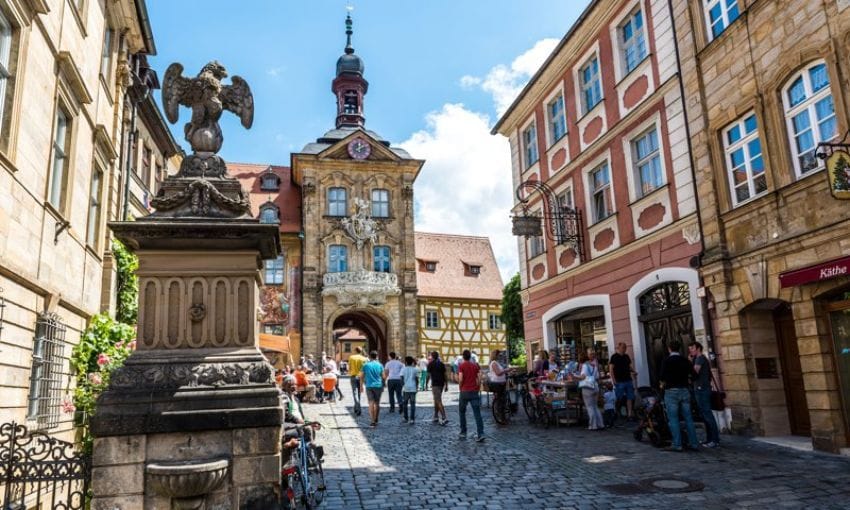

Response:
(373, 245), (391, 273)
(328, 244), (348, 273)
(100, 28), (114, 79)
(264, 255), (285, 285)
(48, 106), (70, 211)
(631, 125), (664, 198)
(86, 166), (103, 248)
(547, 93), (567, 145)
(522, 121), (539, 169)
(782, 61), (837, 178)
(327, 187), (347, 216)
(371, 188), (389, 218)
(704, 0), (740, 41)
(619, 6), (648, 75)
(723, 112), (767, 206)
(488, 313), (502, 330)
(425, 309), (439, 329)
(528, 224), (545, 259)
(588, 161), (613, 224)
(579, 54), (602, 115)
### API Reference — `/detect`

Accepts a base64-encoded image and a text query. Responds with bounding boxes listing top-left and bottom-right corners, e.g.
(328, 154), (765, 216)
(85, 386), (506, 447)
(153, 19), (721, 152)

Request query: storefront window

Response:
(552, 309), (609, 373)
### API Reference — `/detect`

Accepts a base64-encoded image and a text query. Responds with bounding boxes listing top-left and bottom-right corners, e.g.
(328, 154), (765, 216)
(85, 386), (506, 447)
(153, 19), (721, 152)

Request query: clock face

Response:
(347, 137), (371, 160)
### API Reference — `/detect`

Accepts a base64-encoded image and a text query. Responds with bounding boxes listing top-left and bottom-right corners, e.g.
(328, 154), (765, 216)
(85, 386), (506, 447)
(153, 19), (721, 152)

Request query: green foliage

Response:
(68, 314), (136, 454)
(113, 239), (139, 325)
(501, 273), (525, 360)
(510, 352), (527, 369)
(833, 154), (850, 191)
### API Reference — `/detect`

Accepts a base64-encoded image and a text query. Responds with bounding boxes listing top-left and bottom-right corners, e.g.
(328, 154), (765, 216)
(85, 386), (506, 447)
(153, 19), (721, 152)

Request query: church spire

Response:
(333, 10), (369, 128)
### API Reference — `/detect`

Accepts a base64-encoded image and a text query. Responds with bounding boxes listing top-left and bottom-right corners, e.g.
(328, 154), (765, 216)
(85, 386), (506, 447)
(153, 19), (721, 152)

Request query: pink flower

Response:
(128, 341), (137, 351)
(60, 398), (76, 414)
(87, 372), (103, 386)
(96, 353), (111, 366)
(115, 341), (124, 350)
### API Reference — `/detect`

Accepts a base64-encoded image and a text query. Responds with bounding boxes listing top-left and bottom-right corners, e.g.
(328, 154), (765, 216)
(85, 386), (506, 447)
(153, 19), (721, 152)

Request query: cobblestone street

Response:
(301, 378), (850, 510)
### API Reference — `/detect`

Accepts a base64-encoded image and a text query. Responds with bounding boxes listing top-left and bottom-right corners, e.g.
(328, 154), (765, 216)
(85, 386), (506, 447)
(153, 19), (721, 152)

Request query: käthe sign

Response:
(779, 255), (850, 288)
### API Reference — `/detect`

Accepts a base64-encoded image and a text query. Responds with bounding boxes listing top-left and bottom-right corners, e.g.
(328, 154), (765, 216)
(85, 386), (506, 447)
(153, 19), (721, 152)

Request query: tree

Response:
(501, 273), (525, 365)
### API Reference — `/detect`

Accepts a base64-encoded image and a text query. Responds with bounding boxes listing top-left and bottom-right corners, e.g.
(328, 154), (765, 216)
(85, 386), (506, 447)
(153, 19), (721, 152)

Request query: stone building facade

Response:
(494, 0), (704, 383)
(415, 232), (506, 362)
(0, 0), (167, 444)
(673, 0), (850, 453)
(292, 16), (423, 361)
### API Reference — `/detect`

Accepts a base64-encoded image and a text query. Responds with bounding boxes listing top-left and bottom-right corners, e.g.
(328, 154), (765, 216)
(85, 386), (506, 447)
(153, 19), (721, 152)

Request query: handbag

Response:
(578, 363), (598, 391)
(709, 369), (726, 411)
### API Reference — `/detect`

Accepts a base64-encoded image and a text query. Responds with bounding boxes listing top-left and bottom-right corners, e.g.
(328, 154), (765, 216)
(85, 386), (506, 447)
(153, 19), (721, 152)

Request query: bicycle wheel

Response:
(286, 450), (308, 509)
(492, 396), (508, 425)
(522, 391), (536, 422)
(307, 446), (326, 507)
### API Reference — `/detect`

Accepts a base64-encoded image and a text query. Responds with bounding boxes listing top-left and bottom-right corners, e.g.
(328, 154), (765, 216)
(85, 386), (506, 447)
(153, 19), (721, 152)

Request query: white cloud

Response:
(266, 66), (285, 77)
(402, 39), (559, 284)
(469, 38), (559, 117)
(401, 104), (516, 284)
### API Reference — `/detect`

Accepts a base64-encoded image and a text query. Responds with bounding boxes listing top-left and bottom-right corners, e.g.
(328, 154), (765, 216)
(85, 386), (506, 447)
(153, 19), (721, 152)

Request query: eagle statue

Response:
(162, 61), (254, 155)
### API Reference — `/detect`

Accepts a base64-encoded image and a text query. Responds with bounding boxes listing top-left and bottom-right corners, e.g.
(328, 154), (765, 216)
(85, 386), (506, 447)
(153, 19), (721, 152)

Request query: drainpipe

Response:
(667, 0), (719, 367)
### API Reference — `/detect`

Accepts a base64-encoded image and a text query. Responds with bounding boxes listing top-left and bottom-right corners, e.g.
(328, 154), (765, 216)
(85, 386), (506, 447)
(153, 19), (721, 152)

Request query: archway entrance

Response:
(638, 282), (694, 388)
(332, 311), (388, 361)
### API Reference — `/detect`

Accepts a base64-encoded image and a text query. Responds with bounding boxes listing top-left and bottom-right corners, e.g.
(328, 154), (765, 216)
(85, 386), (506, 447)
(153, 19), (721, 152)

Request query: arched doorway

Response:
(332, 310), (388, 361)
(638, 281), (694, 388)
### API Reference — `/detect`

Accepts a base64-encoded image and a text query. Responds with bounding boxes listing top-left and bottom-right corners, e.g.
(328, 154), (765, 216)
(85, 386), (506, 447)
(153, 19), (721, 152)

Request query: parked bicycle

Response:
(281, 421), (326, 509)
(493, 372), (535, 424)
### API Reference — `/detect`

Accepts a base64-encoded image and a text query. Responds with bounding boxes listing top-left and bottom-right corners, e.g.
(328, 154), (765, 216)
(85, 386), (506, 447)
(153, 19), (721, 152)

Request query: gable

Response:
(317, 130), (401, 163)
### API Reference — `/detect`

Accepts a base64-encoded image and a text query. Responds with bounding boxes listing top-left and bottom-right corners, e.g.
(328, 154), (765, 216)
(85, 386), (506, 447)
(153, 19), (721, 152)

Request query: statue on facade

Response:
(341, 197), (378, 249)
(162, 61), (254, 178)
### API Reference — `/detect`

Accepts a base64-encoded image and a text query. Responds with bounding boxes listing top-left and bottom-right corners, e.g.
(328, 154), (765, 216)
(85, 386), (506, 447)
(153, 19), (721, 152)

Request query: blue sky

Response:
(147, 1), (591, 281)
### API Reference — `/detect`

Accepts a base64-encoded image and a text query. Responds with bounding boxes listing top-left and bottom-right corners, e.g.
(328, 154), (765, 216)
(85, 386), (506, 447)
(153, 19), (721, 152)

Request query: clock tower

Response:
(292, 14), (423, 362)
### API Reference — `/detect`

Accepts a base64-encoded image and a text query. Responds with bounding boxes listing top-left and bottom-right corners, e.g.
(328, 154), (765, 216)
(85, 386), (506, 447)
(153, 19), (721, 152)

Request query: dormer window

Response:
(260, 170), (280, 191)
(259, 203), (279, 224)
(463, 262), (482, 276)
(470, 266), (481, 275)
(425, 262), (436, 272)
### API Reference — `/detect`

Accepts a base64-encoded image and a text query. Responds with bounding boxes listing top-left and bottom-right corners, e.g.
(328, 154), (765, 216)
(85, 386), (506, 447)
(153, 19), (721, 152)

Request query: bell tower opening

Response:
(332, 13), (368, 128)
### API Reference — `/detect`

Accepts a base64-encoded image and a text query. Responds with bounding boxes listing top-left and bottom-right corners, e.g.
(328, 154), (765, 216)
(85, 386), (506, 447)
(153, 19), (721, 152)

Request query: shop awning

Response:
(259, 333), (290, 353)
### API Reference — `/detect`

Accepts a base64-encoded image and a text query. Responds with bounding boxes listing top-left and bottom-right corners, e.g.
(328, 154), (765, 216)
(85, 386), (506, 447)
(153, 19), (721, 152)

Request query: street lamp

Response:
(511, 179), (585, 257)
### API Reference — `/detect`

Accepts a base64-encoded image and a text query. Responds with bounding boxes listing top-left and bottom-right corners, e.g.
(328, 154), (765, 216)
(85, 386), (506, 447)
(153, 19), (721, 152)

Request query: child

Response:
(603, 384), (617, 428)
(400, 356), (420, 424)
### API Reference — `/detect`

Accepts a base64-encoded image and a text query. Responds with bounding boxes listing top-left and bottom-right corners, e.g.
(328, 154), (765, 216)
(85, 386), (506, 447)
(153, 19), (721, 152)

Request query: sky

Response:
(146, 1), (592, 283)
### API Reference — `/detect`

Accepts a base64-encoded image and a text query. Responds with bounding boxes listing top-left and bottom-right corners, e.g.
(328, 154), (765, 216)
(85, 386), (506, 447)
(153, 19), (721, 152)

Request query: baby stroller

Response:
(632, 386), (670, 447)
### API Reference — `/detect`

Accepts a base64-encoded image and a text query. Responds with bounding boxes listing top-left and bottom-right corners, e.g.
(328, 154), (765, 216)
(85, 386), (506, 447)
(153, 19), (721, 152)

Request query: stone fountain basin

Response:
(146, 458), (229, 499)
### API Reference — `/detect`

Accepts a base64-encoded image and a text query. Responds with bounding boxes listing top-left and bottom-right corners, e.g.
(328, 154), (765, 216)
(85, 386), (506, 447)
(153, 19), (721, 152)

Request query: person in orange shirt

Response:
(322, 367), (339, 403)
(293, 368), (315, 402)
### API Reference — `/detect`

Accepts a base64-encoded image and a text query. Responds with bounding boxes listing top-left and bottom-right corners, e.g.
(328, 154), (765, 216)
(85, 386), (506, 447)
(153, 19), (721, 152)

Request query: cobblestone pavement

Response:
(301, 378), (850, 510)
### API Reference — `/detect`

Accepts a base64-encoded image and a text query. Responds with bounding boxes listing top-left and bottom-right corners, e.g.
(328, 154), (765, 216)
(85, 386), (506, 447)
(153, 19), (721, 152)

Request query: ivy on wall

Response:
(113, 239), (138, 325)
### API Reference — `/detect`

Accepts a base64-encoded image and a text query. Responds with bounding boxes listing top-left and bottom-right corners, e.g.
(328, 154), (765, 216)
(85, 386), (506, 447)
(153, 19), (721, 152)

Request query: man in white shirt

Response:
(384, 352), (405, 413)
(323, 354), (343, 401)
(418, 354), (429, 391)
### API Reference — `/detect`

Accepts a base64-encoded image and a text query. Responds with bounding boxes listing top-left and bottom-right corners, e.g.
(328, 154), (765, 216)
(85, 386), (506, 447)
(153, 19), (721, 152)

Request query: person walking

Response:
(689, 341), (720, 448)
(384, 352), (404, 413)
(660, 340), (699, 452)
(348, 346), (368, 416)
(456, 349), (485, 441)
(361, 350), (385, 427)
(428, 351), (449, 425)
(400, 356), (420, 424)
(609, 342), (637, 421)
(418, 353), (429, 391)
(575, 350), (604, 430)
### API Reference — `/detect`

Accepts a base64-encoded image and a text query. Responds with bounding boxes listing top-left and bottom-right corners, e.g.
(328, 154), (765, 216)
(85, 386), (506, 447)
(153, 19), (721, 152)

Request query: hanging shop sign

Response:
(826, 150), (850, 200)
(779, 255), (850, 288)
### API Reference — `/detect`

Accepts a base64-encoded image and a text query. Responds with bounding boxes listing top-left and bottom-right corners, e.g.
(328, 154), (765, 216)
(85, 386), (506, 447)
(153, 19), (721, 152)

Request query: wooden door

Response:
(774, 304), (811, 436)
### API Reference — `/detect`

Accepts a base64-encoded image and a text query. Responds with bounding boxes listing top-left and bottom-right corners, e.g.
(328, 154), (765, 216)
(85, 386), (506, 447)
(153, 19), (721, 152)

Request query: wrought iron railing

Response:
(0, 421), (90, 510)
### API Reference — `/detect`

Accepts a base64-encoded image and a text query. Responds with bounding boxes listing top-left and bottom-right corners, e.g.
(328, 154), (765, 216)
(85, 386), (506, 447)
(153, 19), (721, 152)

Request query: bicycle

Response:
(493, 372), (534, 425)
(281, 421), (326, 509)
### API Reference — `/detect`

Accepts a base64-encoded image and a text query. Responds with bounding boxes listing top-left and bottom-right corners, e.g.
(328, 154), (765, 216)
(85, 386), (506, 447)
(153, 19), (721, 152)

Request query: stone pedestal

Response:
(91, 210), (282, 509)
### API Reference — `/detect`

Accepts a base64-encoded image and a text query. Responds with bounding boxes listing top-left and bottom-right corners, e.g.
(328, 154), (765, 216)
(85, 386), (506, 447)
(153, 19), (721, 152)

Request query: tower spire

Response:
(333, 7), (368, 128)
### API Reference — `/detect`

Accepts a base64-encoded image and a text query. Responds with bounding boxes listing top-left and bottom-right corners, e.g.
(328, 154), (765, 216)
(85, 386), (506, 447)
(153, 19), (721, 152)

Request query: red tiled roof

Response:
(414, 232), (503, 301)
(231, 163), (301, 234)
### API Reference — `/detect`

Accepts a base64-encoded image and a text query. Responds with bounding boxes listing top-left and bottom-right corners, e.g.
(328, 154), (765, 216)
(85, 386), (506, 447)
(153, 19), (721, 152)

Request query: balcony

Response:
(322, 271), (401, 306)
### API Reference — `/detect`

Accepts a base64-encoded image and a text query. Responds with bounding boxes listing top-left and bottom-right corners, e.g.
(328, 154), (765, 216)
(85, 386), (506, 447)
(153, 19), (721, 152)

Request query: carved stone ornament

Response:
(150, 178), (250, 218)
(188, 303), (206, 322)
(322, 270), (401, 306)
(146, 458), (229, 510)
(108, 361), (273, 390)
(341, 198), (379, 250)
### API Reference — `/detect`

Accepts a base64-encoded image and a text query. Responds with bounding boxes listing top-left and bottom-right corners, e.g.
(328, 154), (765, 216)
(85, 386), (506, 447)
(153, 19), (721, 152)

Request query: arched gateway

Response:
(331, 309), (389, 360)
